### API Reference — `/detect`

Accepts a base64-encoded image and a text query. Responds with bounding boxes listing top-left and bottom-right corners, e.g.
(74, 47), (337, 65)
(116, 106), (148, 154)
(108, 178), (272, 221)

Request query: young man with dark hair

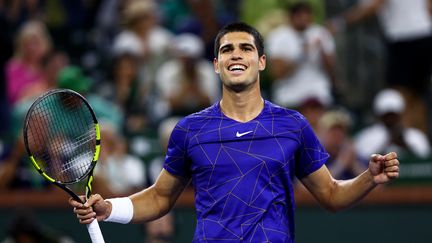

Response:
(70, 22), (399, 242)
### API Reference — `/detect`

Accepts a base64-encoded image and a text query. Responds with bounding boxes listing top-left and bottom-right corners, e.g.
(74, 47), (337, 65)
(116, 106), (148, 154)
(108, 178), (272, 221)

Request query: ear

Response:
(213, 58), (220, 74)
(258, 54), (266, 71)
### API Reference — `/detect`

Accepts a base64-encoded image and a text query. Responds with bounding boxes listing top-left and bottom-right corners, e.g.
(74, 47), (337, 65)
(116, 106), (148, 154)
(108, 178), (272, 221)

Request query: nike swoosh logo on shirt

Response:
(236, 131), (253, 137)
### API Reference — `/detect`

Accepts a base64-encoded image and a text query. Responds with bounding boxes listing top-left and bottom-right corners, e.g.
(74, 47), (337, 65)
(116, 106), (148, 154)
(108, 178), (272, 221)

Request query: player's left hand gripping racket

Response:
(23, 89), (105, 243)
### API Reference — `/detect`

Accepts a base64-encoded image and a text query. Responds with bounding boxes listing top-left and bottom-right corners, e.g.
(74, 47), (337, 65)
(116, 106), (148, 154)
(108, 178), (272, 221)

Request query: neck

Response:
(220, 84), (264, 122)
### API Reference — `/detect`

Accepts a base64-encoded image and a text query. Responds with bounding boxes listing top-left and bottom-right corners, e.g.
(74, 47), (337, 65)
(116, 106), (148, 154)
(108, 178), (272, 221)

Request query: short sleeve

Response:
(163, 120), (192, 178)
(295, 118), (329, 178)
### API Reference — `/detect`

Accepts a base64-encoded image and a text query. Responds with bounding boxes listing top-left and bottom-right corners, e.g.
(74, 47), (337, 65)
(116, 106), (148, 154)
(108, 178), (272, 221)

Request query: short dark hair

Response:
(288, 2), (312, 15)
(214, 22), (264, 58)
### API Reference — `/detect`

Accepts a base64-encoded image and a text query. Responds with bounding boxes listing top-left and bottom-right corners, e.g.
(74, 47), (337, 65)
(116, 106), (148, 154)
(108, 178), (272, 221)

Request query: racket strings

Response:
(26, 92), (96, 183)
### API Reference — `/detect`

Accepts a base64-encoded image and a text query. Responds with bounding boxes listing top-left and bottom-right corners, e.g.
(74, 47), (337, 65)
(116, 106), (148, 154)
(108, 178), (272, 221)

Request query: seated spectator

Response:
(112, 0), (173, 87)
(98, 50), (149, 135)
(6, 20), (52, 106)
(355, 89), (431, 162)
(93, 122), (146, 196)
(318, 109), (365, 180)
(155, 33), (220, 117)
(266, 2), (337, 109)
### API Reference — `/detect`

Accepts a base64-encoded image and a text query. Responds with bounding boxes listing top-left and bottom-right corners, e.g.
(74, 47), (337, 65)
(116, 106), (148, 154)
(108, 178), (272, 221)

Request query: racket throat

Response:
(54, 181), (83, 203)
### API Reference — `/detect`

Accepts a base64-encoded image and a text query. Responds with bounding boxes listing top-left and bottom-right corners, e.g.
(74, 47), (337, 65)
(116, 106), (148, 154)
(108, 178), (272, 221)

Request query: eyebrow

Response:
(219, 43), (256, 52)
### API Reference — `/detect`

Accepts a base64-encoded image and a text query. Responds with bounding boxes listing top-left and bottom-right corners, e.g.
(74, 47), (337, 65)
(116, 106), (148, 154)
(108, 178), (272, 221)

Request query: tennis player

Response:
(70, 22), (399, 242)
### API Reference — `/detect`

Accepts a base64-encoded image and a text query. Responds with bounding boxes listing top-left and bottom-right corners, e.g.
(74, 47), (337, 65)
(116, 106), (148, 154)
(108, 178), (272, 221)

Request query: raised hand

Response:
(369, 152), (399, 184)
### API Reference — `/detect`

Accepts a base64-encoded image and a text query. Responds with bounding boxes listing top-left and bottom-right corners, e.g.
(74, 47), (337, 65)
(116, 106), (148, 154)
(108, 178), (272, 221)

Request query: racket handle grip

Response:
(87, 219), (105, 243)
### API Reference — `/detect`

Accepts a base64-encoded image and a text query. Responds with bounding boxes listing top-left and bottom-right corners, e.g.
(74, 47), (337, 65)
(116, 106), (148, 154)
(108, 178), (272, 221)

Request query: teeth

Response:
(229, 64), (246, 71)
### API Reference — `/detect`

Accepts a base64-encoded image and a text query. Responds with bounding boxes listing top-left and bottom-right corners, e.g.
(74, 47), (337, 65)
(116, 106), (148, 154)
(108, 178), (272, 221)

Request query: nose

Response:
(231, 48), (243, 60)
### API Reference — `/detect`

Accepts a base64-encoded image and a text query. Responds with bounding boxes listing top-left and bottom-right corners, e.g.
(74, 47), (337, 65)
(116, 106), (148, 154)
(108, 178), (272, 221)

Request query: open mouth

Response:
(228, 64), (247, 73)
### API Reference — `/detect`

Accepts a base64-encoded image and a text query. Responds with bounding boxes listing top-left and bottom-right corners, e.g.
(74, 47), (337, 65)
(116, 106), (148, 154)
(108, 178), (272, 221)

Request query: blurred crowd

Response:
(0, 0), (431, 242)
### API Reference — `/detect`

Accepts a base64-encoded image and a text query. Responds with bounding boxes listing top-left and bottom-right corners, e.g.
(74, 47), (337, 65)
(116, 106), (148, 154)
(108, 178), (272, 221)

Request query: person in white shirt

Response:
(155, 33), (220, 116)
(328, 0), (432, 140)
(266, 2), (337, 109)
(354, 89), (431, 162)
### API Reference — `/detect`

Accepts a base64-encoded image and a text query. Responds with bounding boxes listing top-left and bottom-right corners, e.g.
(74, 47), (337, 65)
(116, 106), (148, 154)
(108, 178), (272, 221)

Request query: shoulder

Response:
(264, 100), (308, 126)
(176, 103), (220, 128)
(168, 103), (219, 145)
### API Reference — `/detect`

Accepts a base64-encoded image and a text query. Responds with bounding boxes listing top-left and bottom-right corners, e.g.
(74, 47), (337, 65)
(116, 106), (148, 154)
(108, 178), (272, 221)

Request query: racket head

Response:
(23, 89), (101, 185)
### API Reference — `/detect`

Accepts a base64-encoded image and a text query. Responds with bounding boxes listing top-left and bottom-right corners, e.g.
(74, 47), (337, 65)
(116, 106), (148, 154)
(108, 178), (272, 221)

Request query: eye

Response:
(241, 45), (254, 52)
(221, 48), (231, 53)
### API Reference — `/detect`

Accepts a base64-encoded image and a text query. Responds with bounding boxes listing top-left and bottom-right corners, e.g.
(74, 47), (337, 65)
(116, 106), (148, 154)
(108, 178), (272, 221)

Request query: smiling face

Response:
(213, 32), (266, 93)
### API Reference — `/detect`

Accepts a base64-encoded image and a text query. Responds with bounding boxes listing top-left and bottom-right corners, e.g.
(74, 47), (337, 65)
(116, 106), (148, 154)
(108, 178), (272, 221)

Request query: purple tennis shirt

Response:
(164, 100), (329, 242)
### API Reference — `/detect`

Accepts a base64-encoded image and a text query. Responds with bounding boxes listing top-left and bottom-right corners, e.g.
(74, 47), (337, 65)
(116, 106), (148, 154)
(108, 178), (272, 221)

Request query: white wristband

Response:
(104, 197), (133, 224)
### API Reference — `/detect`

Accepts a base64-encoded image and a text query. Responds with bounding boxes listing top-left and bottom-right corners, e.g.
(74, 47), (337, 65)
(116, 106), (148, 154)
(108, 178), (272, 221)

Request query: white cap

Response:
(171, 33), (204, 58)
(112, 31), (143, 57)
(373, 89), (405, 115)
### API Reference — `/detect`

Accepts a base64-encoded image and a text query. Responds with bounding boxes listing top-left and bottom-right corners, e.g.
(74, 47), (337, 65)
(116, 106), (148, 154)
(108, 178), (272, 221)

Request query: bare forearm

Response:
(127, 186), (175, 223)
(302, 166), (377, 212)
(128, 170), (189, 223)
(303, 153), (398, 213)
(326, 169), (377, 212)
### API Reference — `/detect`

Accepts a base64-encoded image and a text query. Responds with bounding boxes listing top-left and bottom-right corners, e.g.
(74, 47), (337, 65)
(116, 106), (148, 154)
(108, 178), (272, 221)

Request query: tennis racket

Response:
(23, 89), (105, 243)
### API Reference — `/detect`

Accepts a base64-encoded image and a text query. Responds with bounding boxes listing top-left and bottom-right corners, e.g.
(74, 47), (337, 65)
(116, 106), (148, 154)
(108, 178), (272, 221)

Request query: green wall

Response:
(1, 206), (431, 242)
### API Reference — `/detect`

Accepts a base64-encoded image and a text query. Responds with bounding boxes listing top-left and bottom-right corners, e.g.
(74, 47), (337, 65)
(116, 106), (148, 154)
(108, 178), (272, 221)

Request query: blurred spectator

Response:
(113, 0), (173, 86)
(57, 65), (124, 132)
(155, 33), (220, 117)
(318, 109), (365, 180)
(266, 2), (337, 110)
(297, 96), (328, 132)
(98, 51), (149, 135)
(5, 20), (52, 106)
(111, 0), (173, 125)
(0, 48), (66, 192)
(159, 0), (222, 60)
(42, 50), (70, 88)
(354, 89), (431, 162)
(240, 0), (325, 37)
(327, 0), (432, 137)
(93, 122), (146, 196)
(240, 0), (325, 28)
(145, 117), (181, 243)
